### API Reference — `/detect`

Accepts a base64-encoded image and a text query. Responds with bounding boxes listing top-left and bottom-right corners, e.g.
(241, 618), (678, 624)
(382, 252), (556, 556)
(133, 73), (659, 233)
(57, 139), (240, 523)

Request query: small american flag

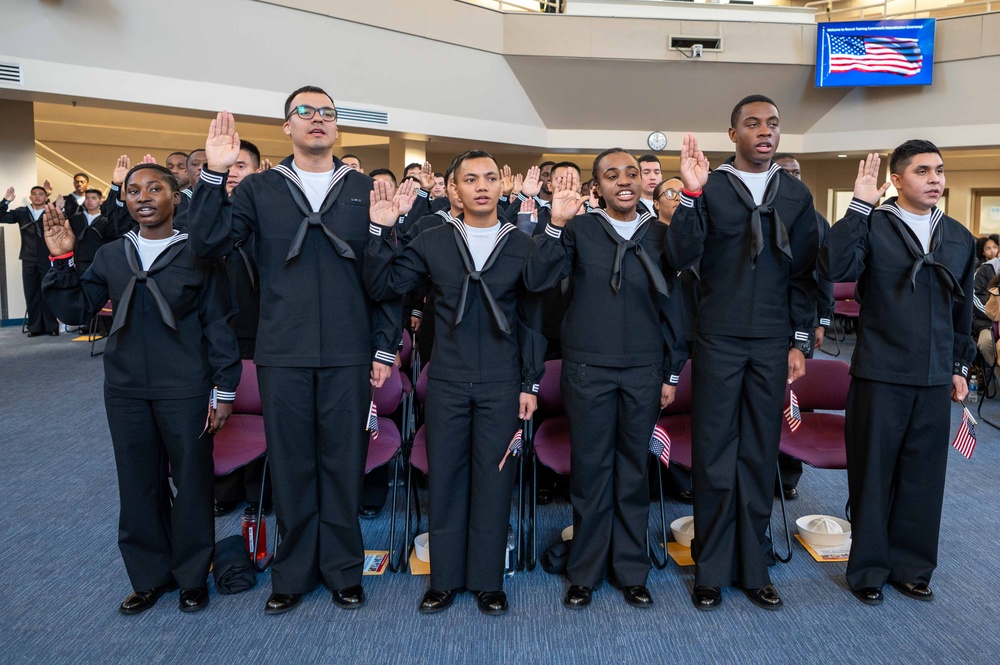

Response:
(952, 406), (977, 459)
(498, 428), (523, 471)
(828, 35), (923, 77)
(366, 399), (379, 439)
(784, 389), (802, 433)
(649, 424), (671, 467)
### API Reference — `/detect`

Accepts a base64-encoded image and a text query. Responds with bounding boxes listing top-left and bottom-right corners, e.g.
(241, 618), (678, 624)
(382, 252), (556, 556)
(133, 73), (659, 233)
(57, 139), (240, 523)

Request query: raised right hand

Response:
(679, 133), (710, 192)
(854, 153), (891, 206)
(4, 186), (15, 202)
(369, 179), (402, 227)
(206, 111), (241, 173)
(111, 155), (130, 186)
(550, 170), (583, 227)
(42, 203), (75, 256)
(521, 165), (541, 198)
(501, 164), (513, 196)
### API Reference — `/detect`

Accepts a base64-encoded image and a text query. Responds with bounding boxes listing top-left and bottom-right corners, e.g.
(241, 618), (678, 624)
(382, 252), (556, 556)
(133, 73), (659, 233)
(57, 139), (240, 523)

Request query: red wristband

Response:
(682, 188), (703, 197)
(49, 251), (74, 261)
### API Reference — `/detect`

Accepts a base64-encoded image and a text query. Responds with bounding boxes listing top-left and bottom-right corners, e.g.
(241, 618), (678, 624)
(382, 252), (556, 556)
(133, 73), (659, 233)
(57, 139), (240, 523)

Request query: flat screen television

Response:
(815, 19), (935, 88)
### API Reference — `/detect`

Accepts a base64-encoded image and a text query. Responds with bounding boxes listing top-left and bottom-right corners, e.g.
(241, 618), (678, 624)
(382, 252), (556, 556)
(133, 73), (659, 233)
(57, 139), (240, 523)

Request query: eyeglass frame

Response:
(286, 105), (338, 122)
(658, 188), (681, 200)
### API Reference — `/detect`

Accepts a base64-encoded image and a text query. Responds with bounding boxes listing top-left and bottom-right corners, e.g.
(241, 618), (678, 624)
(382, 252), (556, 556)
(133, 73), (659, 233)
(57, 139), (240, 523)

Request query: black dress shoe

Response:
(621, 585), (653, 608)
(744, 584), (783, 610)
(332, 584), (365, 609)
(358, 504), (383, 519)
(851, 586), (884, 605)
(26, 332), (42, 338)
(214, 500), (239, 517)
(264, 593), (302, 615)
(474, 590), (508, 615)
(419, 589), (458, 614)
(675, 490), (694, 504)
(563, 585), (593, 609)
(119, 582), (178, 615)
(775, 486), (798, 500)
(691, 586), (722, 611)
(890, 581), (933, 601)
(179, 586), (209, 612)
(537, 488), (553, 505)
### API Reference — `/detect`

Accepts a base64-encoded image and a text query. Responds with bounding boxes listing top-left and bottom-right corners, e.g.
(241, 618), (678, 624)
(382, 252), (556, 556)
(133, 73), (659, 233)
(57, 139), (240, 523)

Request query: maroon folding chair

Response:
(89, 300), (114, 357)
(367, 364), (406, 570)
(211, 360), (273, 570)
(831, 281), (860, 344)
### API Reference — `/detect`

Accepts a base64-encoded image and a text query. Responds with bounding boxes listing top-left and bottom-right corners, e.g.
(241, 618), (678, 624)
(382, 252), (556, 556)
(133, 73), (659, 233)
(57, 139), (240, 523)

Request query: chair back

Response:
(373, 364), (403, 414)
(232, 360), (262, 415)
(400, 330), (412, 370)
(415, 363), (430, 405)
(662, 360), (693, 415)
(832, 281), (857, 301)
(791, 359), (851, 411)
(536, 359), (564, 416)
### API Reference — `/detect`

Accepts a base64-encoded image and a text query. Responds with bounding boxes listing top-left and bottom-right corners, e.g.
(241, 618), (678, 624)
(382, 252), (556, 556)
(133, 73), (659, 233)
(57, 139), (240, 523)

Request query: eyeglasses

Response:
(286, 105), (338, 122)
(658, 189), (680, 200)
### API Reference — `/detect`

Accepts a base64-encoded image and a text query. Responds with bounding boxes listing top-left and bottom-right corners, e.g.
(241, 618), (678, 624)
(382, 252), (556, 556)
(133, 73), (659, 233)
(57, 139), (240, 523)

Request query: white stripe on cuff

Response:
(544, 224), (563, 239)
(369, 224), (383, 236)
(200, 170), (225, 187)
(819, 317), (831, 326)
(374, 350), (395, 364)
(678, 193), (694, 208)
(847, 200), (873, 217)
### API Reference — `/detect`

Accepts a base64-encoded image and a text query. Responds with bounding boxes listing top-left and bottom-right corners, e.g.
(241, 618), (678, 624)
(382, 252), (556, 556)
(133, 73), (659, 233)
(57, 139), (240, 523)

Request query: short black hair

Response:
(444, 154), (462, 185)
(239, 139), (261, 169)
(434, 172), (444, 179)
(186, 149), (206, 169)
(551, 161), (581, 177)
(284, 85), (335, 119)
(84, 188), (103, 198)
(773, 153), (796, 162)
(369, 168), (397, 186)
(342, 153), (361, 164)
(731, 94), (778, 129)
(30, 186), (47, 195)
(591, 148), (635, 182)
(404, 162), (422, 174)
(166, 151), (188, 161)
(538, 161), (556, 172)
(124, 163), (179, 192)
(889, 139), (942, 176)
(637, 154), (661, 167)
(73, 172), (89, 181)
(451, 150), (499, 180)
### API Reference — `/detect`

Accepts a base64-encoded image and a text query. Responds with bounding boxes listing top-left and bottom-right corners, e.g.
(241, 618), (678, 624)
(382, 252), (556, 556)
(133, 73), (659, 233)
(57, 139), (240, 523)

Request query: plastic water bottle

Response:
(241, 507), (268, 562)
(968, 375), (978, 404)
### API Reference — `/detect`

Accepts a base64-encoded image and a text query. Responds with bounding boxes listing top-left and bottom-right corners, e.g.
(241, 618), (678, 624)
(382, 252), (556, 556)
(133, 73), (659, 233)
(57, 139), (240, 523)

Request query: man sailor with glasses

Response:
(186, 86), (400, 616)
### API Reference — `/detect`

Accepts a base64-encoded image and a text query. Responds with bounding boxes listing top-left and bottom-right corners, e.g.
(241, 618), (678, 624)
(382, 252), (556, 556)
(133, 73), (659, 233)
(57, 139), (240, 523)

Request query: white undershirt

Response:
(84, 212), (100, 226)
(73, 193), (85, 205)
(29, 206), (44, 221)
(292, 163), (334, 212)
(607, 213), (641, 240)
(897, 207), (932, 253)
(639, 198), (655, 215)
(136, 233), (177, 270)
(735, 169), (769, 206)
(464, 221), (500, 271)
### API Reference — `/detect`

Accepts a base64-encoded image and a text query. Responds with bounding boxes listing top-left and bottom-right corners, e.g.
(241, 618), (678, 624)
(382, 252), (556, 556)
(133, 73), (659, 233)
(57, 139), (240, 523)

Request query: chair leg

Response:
(648, 459), (669, 570)
(387, 452), (401, 572)
(400, 460), (414, 573)
(527, 454), (538, 571)
(770, 460), (793, 564)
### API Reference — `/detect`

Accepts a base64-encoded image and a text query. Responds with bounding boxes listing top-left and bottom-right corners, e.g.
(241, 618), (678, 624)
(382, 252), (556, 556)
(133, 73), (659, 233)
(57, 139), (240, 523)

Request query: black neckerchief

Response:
(272, 162), (355, 263)
(446, 216), (517, 335)
(877, 198), (962, 302)
(589, 209), (669, 297)
(109, 232), (187, 336)
(716, 161), (790, 267)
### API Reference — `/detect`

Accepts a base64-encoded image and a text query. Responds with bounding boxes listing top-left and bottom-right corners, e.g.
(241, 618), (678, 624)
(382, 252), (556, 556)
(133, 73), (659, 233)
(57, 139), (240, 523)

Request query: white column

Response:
(0, 100), (36, 324)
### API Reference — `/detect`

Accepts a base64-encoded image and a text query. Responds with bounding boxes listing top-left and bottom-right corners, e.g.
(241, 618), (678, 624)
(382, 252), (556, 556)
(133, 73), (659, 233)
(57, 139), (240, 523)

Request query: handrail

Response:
(35, 140), (111, 191)
(805, 0), (993, 20)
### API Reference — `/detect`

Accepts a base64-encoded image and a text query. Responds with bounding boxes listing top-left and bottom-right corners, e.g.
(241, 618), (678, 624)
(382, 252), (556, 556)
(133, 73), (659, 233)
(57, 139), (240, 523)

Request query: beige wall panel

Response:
(935, 15), (984, 62)
(503, 15), (594, 57)
(983, 14), (1000, 57)
(719, 23), (811, 65)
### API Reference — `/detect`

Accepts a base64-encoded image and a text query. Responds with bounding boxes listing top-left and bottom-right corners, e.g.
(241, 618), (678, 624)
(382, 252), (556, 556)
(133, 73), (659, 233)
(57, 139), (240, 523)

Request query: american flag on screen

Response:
(828, 35), (923, 77)
(649, 424), (671, 467)
(784, 389), (802, 433)
(952, 406), (977, 459)
(366, 399), (379, 439)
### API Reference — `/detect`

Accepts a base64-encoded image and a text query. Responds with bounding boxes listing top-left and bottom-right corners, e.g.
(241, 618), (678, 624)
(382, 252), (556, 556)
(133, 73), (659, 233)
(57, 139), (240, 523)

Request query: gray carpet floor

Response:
(2, 326), (999, 664)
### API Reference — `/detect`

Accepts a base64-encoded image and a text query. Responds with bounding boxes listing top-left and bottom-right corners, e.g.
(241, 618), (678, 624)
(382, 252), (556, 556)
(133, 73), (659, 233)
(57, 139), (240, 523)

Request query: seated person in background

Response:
(41, 163), (240, 615)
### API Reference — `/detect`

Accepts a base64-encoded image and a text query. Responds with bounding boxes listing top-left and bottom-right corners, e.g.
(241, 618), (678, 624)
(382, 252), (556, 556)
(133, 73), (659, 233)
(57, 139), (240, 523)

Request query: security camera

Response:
(692, 44), (704, 58)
